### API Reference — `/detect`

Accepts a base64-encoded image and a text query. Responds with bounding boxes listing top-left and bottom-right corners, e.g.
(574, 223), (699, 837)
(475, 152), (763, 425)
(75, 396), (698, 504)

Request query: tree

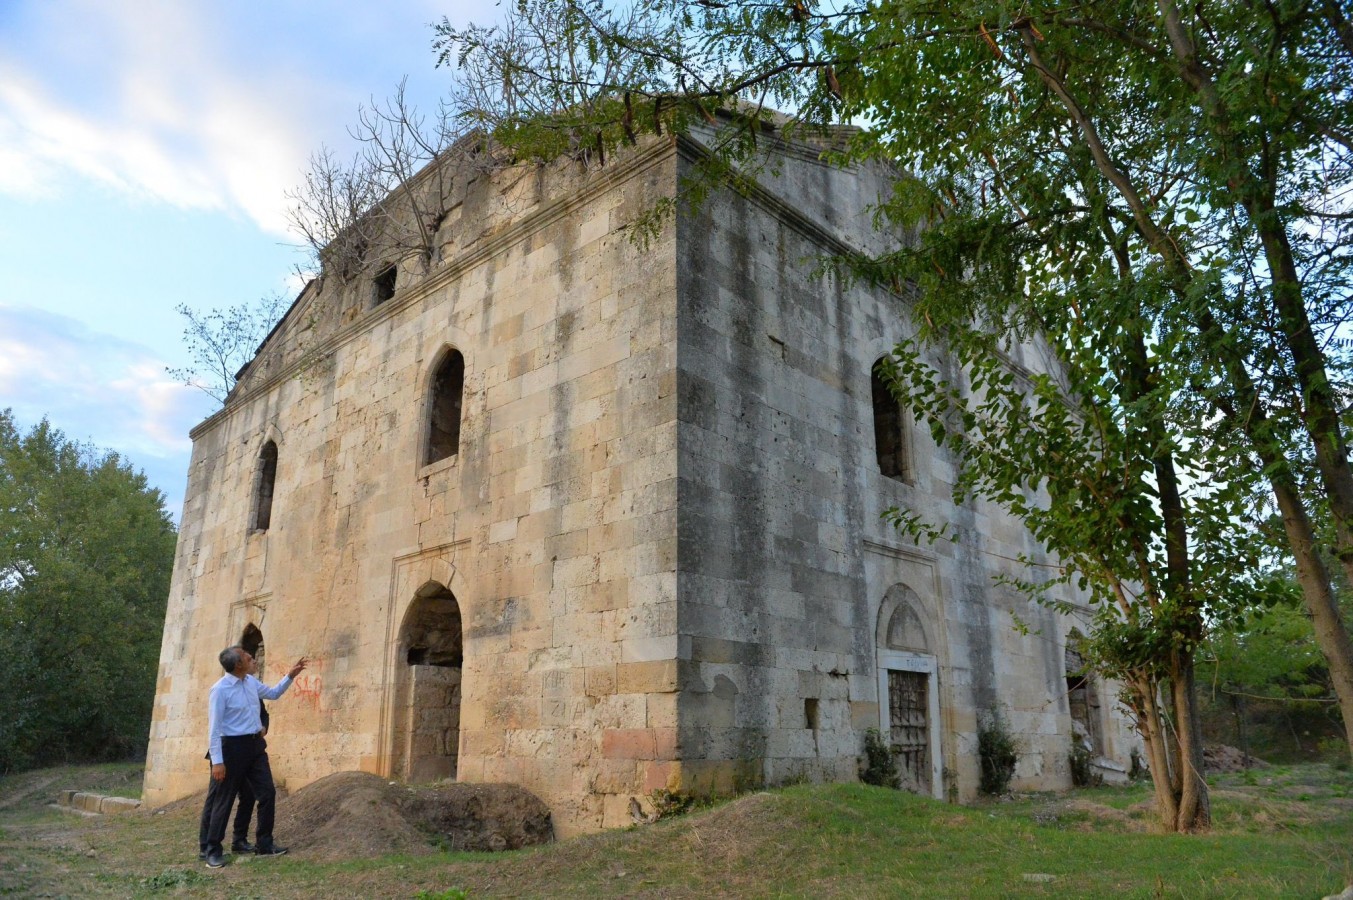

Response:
(1207, 591), (1337, 704)
(167, 292), (289, 405)
(284, 2), (666, 296)
(1203, 556), (1352, 762)
(0, 410), (177, 771)
(428, 0), (1353, 830)
(846, 0), (1353, 768)
(285, 80), (473, 283)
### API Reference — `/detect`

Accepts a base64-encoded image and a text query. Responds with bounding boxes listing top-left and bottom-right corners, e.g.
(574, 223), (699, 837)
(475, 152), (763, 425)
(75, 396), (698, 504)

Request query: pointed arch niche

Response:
(876, 584), (944, 799)
(390, 581), (464, 781)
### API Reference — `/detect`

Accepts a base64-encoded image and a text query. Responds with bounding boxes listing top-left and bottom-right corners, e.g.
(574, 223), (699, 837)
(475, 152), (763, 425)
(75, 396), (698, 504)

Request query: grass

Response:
(1, 762), (1350, 898)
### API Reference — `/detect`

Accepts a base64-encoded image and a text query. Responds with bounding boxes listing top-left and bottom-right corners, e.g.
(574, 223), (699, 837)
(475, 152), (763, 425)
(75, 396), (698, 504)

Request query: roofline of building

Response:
(190, 134), (678, 441)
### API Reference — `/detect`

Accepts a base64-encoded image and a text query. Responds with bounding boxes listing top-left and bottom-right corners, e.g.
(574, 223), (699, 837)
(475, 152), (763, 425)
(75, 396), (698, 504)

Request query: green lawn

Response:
(1, 762), (1349, 898)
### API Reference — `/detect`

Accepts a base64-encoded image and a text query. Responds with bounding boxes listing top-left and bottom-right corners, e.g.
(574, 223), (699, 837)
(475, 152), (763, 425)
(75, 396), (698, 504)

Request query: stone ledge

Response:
(55, 791), (141, 815)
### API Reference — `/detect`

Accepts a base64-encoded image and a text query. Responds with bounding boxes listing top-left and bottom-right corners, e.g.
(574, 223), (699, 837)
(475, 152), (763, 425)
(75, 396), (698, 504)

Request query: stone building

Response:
(143, 127), (1138, 834)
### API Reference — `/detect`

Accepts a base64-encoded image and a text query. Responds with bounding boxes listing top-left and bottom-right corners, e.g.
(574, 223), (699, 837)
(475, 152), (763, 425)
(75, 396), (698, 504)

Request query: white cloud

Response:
(0, 1), (336, 236)
(0, 304), (217, 517)
(0, 0), (505, 236)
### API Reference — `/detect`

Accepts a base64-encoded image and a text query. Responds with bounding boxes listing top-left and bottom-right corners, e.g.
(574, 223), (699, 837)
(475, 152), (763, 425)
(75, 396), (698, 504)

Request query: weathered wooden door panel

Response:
(888, 669), (930, 795)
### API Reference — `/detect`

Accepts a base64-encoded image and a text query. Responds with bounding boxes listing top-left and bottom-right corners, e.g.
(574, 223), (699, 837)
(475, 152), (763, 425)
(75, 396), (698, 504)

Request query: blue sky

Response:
(0, 0), (498, 518)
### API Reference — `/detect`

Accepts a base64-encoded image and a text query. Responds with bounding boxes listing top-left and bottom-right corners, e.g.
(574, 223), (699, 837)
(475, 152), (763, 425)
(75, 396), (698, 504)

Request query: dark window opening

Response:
(1066, 637), (1101, 754)
(804, 697), (820, 731)
(373, 265), (397, 306)
(872, 360), (910, 481)
(406, 645), (462, 667)
(241, 622), (265, 676)
(425, 350), (465, 465)
(253, 441), (278, 531)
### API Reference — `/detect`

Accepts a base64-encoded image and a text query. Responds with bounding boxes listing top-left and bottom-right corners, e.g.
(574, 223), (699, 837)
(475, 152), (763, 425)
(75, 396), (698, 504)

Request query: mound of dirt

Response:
(402, 781), (555, 852)
(273, 772), (552, 860)
(1203, 744), (1269, 774)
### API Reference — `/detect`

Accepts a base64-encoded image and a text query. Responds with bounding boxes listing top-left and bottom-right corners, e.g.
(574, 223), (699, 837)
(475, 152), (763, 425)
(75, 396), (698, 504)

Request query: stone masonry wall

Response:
(145, 142), (682, 835)
(671, 137), (1137, 800)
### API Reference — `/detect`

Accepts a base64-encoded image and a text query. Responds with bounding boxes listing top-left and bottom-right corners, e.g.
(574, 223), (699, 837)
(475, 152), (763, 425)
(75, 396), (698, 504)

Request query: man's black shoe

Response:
(254, 844), (288, 857)
(205, 850), (226, 868)
(231, 839), (256, 853)
(197, 850), (207, 861)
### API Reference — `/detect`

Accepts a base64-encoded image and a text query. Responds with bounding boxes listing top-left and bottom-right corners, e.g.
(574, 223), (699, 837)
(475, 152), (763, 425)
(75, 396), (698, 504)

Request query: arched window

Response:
(425, 349), (465, 465)
(253, 441), (278, 531)
(871, 359), (910, 482)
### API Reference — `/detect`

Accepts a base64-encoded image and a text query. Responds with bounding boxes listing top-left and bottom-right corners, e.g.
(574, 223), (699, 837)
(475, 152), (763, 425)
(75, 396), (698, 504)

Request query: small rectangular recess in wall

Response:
(373, 265), (397, 306)
(804, 697), (820, 731)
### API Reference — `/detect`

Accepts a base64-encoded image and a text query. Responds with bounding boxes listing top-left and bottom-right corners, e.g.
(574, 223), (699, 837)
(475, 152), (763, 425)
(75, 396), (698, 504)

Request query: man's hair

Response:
(219, 645), (245, 674)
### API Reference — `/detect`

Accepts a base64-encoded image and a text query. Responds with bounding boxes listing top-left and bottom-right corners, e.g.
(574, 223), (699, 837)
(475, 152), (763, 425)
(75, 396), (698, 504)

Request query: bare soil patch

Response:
(1204, 743), (1269, 773)
(273, 771), (553, 859)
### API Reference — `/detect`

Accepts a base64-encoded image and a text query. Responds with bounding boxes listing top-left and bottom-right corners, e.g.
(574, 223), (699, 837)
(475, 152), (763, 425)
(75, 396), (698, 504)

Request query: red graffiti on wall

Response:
(289, 674), (323, 709)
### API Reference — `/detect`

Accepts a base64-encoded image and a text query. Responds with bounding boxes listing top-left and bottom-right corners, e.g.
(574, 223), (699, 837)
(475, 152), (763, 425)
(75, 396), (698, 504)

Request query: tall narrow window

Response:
(1065, 635), (1101, 757)
(872, 359), (910, 481)
(253, 441), (278, 531)
(425, 349), (465, 465)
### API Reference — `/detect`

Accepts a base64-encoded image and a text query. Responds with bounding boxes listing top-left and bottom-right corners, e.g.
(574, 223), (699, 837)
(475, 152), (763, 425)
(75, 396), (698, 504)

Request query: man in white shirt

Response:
(203, 645), (308, 868)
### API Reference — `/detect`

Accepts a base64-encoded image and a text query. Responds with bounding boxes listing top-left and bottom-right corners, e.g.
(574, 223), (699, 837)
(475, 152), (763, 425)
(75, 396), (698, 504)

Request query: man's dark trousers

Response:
(198, 757), (257, 854)
(205, 734), (277, 854)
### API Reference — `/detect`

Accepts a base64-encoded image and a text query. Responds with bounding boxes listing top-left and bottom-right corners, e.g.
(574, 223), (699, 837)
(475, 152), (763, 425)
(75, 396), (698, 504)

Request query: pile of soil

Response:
(272, 772), (552, 860)
(1203, 743), (1269, 773)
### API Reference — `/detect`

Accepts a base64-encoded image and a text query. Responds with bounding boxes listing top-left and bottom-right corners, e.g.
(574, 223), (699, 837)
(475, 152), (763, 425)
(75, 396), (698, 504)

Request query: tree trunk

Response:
(1235, 693), (1250, 766)
(1170, 655), (1210, 830)
(1132, 673), (1180, 828)
(1125, 667), (1214, 831)
(1265, 467), (1353, 756)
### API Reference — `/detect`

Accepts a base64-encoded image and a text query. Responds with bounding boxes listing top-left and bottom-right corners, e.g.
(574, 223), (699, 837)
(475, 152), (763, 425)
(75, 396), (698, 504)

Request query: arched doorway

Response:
(392, 582), (463, 781)
(876, 585), (943, 799)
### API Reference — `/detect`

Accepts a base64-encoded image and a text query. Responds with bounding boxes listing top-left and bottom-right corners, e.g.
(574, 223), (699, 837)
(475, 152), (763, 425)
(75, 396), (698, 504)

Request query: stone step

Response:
(55, 790), (141, 815)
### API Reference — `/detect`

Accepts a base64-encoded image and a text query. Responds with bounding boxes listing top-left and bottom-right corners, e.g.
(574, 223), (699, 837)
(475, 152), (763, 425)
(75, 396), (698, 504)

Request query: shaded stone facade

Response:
(144, 131), (1138, 834)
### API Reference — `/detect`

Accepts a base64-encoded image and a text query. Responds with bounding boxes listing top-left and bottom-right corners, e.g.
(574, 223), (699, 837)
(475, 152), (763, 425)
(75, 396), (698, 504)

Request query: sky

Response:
(0, 0), (501, 519)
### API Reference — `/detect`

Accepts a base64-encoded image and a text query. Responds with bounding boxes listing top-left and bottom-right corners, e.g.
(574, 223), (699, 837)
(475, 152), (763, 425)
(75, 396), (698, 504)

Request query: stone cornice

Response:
(674, 132), (865, 263)
(862, 538), (937, 565)
(190, 129), (1030, 444)
(673, 135), (1049, 399)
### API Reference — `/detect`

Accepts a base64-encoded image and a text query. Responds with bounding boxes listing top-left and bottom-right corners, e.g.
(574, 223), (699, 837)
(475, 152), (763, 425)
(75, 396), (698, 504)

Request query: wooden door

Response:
(888, 669), (931, 795)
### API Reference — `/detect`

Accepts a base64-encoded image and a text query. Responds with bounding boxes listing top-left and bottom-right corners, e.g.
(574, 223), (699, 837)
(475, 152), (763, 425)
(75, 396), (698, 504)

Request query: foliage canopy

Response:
(0, 410), (177, 770)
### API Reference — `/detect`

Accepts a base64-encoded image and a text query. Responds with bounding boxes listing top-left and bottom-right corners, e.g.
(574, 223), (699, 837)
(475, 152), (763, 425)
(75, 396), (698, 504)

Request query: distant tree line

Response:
(0, 409), (176, 771)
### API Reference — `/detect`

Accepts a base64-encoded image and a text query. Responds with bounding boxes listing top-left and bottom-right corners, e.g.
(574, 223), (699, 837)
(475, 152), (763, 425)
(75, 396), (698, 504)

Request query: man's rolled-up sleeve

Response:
(259, 675), (293, 701)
